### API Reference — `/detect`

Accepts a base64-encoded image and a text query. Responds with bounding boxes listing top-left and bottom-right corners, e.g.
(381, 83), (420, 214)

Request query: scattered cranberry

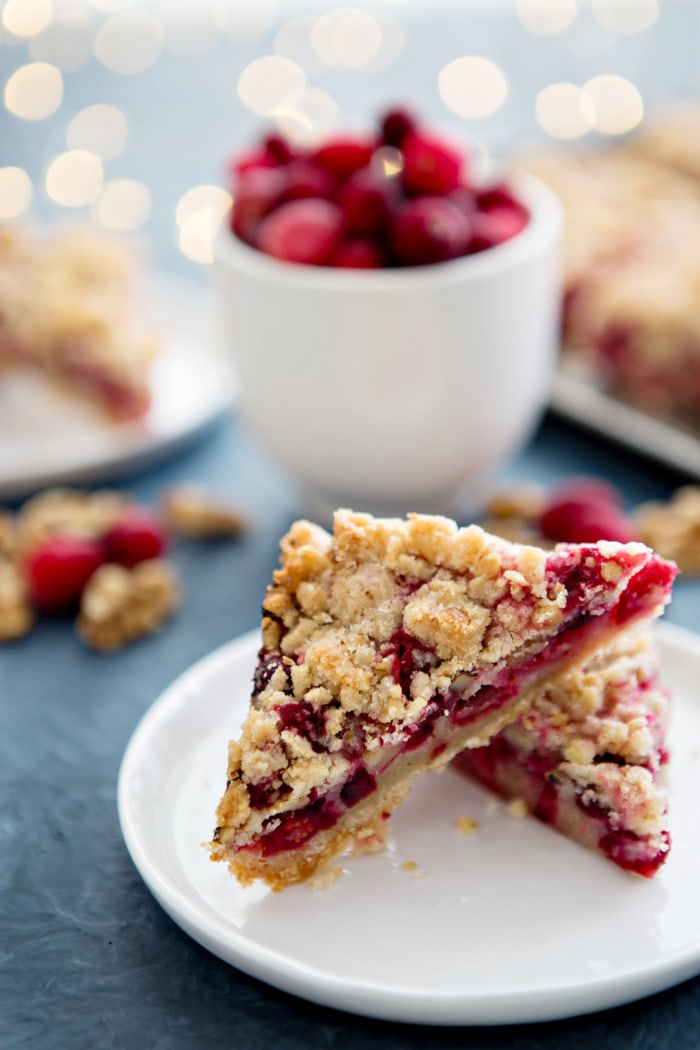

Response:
(380, 107), (416, 148)
(23, 536), (104, 613)
(329, 238), (384, 269)
(447, 185), (478, 218)
(230, 167), (287, 245)
(401, 131), (463, 196)
(104, 506), (168, 568)
(310, 136), (376, 179)
(229, 147), (278, 178)
(391, 197), (471, 266)
(477, 183), (523, 211)
(539, 479), (639, 545)
(257, 199), (345, 264)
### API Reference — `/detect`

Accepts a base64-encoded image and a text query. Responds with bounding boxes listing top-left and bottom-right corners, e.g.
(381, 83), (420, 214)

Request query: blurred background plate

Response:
(0, 274), (235, 501)
(551, 354), (700, 481)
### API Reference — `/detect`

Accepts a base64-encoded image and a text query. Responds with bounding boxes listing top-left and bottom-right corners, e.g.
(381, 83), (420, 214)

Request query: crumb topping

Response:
(213, 511), (666, 858)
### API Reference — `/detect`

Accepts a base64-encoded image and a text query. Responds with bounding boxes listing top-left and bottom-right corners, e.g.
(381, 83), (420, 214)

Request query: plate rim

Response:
(117, 620), (700, 1026)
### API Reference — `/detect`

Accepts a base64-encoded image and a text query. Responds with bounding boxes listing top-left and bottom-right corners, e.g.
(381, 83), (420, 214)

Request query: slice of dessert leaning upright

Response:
(209, 510), (676, 890)
(454, 631), (672, 877)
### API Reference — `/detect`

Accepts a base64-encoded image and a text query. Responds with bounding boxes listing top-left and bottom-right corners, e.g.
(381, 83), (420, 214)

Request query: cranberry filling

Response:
(253, 650), (292, 694)
(276, 699), (327, 748)
(256, 764), (377, 857)
(382, 627), (436, 698)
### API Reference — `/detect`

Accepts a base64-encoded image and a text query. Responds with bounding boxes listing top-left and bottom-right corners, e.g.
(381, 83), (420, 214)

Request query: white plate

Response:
(0, 275), (235, 500)
(551, 355), (700, 480)
(118, 621), (700, 1026)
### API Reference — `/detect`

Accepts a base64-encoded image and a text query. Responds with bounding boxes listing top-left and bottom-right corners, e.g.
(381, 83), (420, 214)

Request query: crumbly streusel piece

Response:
(209, 510), (675, 890)
(0, 559), (34, 641)
(455, 632), (671, 877)
(76, 559), (180, 651)
(160, 485), (248, 539)
(634, 486), (700, 576)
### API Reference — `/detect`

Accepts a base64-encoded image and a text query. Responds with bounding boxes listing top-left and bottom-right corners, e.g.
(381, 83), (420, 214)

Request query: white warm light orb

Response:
(271, 86), (338, 145)
(94, 11), (162, 75)
(214, 0), (277, 42)
(161, 4), (217, 57)
(2, 0), (53, 39)
(67, 104), (128, 161)
(237, 55), (306, 116)
(0, 167), (33, 219)
(92, 179), (151, 232)
(536, 82), (595, 139)
(591, 0), (658, 34)
(29, 8), (95, 72)
(4, 62), (63, 121)
(176, 185), (231, 263)
(362, 10), (404, 72)
(274, 15), (328, 75)
(516, 0), (578, 35)
(310, 8), (383, 71)
(45, 149), (103, 207)
(88, 0), (138, 11)
(584, 74), (644, 135)
(438, 56), (508, 119)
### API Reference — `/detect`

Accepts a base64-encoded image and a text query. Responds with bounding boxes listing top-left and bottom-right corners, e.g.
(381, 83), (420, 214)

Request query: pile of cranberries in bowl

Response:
(226, 108), (530, 269)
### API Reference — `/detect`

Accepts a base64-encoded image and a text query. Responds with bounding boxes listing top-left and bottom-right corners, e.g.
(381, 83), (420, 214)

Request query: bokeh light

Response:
(4, 62), (63, 120)
(214, 0), (277, 42)
(310, 8), (383, 71)
(161, 5), (218, 57)
(2, 0), (53, 39)
(274, 15), (328, 75)
(29, 8), (95, 72)
(67, 104), (128, 162)
(271, 86), (338, 145)
(438, 57), (508, 119)
(94, 11), (162, 75)
(584, 74), (644, 135)
(516, 0), (578, 35)
(536, 82), (595, 139)
(0, 167), (33, 219)
(237, 55), (306, 116)
(92, 179), (151, 232)
(88, 0), (138, 11)
(176, 185), (231, 265)
(591, 0), (658, 34)
(45, 149), (103, 207)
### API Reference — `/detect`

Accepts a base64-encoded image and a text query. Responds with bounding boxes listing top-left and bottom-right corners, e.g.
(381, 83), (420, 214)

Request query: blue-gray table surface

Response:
(2, 2), (700, 1047)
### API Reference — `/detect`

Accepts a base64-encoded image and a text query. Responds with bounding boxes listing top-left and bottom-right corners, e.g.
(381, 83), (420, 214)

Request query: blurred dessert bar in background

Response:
(525, 107), (700, 428)
(0, 225), (161, 420)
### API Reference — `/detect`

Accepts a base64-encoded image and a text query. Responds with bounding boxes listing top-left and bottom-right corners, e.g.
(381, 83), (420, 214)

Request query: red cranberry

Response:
(549, 477), (624, 509)
(391, 197), (471, 266)
(539, 499), (639, 545)
(329, 238), (384, 268)
(476, 183), (523, 211)
(22, 536), (104, 614)
(380, 107), (417, 148)
(230, 167), (287, 245)
(104, 506), (168, 568)
(279, 159), (335, 203)
(335, 167), (396, 236)
(447, 185), (478, 217)
(310, 136), (376, 179)
(257, 199), (345, 264)
(469, 204), (529, 252)
(401, 131), (463, 196)
(263, 133), (296, 164)
(229, 147), (277, 178)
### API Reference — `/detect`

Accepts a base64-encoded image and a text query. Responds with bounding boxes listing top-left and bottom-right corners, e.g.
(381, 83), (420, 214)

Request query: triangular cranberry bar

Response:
(454, 632), (671, 878)
(209, 511), (676, 890)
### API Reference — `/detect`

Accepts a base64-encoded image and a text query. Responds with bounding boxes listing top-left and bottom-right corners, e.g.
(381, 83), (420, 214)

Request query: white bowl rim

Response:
(214, 170), (563, 290)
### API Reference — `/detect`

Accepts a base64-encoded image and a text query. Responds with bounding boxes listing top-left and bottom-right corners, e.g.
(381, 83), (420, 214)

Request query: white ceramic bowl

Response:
(214, 173), (563, 521)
